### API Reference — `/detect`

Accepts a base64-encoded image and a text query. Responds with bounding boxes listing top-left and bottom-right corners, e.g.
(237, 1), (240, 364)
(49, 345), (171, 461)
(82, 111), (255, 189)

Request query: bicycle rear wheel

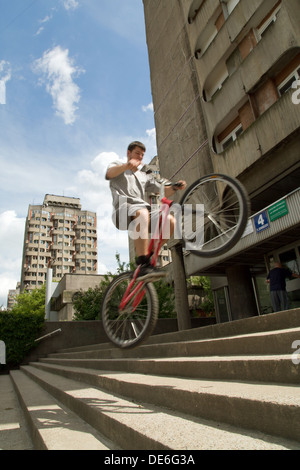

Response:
(179, 174), (250, 257)
(101, 272), (159, 348)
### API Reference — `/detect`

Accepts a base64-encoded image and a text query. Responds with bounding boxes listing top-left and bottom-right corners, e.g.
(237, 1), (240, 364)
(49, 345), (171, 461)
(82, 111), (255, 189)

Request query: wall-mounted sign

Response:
(254, 210), (269, 233)
(241, 219), (254, 238)
(268, 199), (288, 222)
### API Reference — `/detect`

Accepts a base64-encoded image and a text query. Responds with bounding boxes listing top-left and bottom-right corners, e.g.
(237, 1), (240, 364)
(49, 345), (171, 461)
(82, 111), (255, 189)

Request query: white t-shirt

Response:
(106, 160), (162, 229)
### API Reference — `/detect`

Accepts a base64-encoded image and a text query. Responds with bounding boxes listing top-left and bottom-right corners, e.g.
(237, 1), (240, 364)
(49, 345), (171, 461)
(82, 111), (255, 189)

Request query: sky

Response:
(0, 0), (157, 307)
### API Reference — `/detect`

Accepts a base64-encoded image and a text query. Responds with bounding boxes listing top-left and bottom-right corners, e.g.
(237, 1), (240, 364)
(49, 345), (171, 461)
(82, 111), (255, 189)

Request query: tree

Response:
(10, 284), (46, 317)
(72, 279), (111, 321)
(1, 285), (46, 367)
(187, 276), (215, 316)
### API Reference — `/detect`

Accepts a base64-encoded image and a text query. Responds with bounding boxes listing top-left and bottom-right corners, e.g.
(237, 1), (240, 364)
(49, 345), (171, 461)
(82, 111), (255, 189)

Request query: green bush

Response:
(0, 313), (44, 369)
(73, 279), (111, 321)
(10, 284), (46, 316)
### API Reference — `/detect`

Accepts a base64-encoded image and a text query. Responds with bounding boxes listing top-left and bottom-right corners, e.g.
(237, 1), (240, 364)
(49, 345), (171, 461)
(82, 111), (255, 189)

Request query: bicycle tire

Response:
(179, 173), (250, 257)
(101, 271), (159, 348)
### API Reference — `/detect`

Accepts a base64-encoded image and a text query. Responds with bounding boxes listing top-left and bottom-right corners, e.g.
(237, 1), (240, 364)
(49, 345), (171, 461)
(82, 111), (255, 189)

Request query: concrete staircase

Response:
(6, 309), (300, 450)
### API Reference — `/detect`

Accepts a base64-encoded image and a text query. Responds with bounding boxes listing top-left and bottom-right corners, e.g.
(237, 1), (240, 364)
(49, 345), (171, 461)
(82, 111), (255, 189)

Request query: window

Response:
(220, 124), (243, 150)
(278, 67), (300, 96)
(256, 2), (281, 40)
(279, 249), (300, 275)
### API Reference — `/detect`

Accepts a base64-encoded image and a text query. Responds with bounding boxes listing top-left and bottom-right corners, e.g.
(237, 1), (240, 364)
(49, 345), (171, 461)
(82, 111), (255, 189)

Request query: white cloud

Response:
(70, 151), (130, 273)
(40, 15), (52, 24)
(0, 61), (12, 105)
(0, 211), (25, 307)
(142, 102), (153, 113)
(35, 15), (52, 35)
(35, 27), (44, 36)
(33, 46), (84, 125)
(146, 127), (156, 139)
(62, 0), (79, 10)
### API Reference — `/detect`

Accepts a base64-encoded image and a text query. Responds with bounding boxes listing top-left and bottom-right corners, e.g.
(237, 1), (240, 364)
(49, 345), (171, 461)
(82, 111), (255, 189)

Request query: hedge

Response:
(0, 312), (44, 370)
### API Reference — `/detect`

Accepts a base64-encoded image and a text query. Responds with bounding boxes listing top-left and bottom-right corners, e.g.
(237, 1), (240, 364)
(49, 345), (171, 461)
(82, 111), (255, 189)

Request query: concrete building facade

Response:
(143, 0), (300, 322)
(49, 274), (105, 321)
(20, 195), (98, 292)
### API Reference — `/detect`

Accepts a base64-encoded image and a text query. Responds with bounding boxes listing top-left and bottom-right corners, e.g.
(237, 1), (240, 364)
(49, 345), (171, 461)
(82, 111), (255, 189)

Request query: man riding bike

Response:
(105, 141), (186, 281)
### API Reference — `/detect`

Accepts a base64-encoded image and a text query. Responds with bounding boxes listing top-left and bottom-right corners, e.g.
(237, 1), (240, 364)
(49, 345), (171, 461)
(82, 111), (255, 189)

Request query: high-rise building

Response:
(143, 0), (300, 321)
(7, 283), (20, 310)
(20, 195), (97, 292)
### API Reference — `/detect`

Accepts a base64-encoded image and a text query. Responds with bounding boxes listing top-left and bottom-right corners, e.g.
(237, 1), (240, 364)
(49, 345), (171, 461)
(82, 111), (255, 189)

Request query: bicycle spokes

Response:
(180, 174), (249, 257)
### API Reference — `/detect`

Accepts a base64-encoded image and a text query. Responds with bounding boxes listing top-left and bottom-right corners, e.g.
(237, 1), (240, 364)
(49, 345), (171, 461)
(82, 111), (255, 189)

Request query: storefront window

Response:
(214, 287), (231, 322)
(279, 249), (299, 274)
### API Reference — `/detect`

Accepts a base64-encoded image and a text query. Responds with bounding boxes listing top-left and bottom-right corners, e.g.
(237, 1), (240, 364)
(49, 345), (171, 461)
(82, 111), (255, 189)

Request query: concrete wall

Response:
(22, 317), (216, 364)
(50, 273), (107, 321)
(143, 0), (300, 322)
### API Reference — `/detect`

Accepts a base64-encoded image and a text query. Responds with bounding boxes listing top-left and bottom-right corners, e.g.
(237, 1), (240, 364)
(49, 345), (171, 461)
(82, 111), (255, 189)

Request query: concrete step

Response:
(39, 353), (299, 384)
(55, 309), (300, 354)
(9, 308), (300, 449)
(29, 361), (300, 444)
(10, 369), (117, 450)
(47, 327), (300, 360)
(19, 364), (300, 450)
(0, 375), (34, 450)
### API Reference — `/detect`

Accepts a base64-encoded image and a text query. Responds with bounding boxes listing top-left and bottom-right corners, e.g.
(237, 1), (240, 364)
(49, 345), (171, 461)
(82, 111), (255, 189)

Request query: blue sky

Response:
(0, 0), (157, 307)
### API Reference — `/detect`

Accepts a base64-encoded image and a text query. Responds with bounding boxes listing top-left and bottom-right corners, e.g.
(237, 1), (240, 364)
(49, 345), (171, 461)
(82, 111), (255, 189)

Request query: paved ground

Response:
(0, 375), (33, 450)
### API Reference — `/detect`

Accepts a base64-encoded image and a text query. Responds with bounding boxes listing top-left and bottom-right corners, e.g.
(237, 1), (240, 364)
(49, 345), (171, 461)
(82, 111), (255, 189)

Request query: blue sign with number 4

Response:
(254, 211), (269, 233)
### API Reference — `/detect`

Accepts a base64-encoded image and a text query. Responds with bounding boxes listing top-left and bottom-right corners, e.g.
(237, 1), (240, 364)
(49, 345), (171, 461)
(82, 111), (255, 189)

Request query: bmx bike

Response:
(101, 173), (250, 348)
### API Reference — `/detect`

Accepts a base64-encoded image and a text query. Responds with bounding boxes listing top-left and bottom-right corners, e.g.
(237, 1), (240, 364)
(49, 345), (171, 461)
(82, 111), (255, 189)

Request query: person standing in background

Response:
(267, 262), (300, 312)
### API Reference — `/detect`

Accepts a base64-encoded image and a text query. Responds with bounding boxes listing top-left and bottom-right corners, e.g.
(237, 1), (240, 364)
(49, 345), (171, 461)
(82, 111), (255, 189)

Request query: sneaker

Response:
(136, 263), (166, 282)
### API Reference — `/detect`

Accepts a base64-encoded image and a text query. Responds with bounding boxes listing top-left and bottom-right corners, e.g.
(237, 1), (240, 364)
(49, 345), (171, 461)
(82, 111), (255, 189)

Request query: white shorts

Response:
(112, 203), (160, 232)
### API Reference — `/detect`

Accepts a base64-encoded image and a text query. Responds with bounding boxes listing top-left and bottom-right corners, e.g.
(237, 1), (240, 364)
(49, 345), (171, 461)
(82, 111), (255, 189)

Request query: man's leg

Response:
(128, 208), (150, 258)
(270, 291), (281, 312)
(129, 208), (172, 281)
(278, 290), (290, 311)
(130, 209), (175, 257)
(150, 208), (175, 246)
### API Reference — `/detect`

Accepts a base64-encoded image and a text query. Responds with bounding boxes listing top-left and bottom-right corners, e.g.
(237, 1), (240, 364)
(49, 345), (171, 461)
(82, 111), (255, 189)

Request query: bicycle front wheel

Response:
(179, 174), (250, 257)
(101, 272), (159, 348)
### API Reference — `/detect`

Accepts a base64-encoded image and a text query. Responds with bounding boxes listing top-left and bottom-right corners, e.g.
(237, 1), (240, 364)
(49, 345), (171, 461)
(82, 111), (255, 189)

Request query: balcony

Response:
(212, 87), (300, 178)
(194, 0), (265, 83)
(187, 0), (219, 46)
(240, 4), (299, 93)
(202, 1), (298, 135)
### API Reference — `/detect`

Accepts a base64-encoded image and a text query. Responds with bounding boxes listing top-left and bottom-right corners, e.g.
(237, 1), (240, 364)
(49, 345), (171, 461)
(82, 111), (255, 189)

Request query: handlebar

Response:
(172, 182), (184, 189)
(164, 181), (184, 188)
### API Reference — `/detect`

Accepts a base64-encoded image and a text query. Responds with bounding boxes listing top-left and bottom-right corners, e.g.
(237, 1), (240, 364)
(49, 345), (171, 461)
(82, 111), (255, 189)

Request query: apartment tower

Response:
(20, 195), (97, 291)
(143, 0), (300, 321)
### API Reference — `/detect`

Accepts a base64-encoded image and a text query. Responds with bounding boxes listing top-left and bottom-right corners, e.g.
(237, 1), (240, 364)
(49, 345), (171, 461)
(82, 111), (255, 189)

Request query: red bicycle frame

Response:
(118, 197), (174, 313)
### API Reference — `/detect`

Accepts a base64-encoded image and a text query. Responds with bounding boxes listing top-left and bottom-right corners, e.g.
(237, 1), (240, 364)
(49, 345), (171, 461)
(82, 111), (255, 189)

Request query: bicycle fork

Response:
(119, 197), (173, 314)
(119, 268), (146, 313)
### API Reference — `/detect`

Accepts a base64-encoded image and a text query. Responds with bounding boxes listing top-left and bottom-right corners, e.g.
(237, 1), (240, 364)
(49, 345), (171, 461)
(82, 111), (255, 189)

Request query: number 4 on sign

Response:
(254, 211), (269, 233)
(258, 214), (265, 225)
